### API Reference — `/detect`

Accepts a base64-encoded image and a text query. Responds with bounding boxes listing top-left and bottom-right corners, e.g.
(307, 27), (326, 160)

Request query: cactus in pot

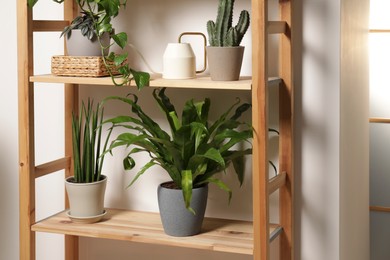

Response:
(206, 0), (250, 80)
(207, 0), (250, 47)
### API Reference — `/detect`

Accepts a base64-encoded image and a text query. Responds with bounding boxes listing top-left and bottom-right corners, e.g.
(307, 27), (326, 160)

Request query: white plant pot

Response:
(65, 175), (107, 223)
(65, 30), (110, 56)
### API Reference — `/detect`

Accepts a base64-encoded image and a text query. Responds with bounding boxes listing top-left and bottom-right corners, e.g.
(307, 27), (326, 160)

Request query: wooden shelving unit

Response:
(17, 0), (293, 259)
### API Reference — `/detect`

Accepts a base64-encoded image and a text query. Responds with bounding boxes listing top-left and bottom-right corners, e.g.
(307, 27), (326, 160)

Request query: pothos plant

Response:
(103, 88), (253, 213)
(27, 0), (150, 89)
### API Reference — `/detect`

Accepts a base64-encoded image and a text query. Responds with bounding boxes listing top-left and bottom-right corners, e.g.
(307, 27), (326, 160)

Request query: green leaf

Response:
(203, 148), (225, 168)
(27, 0), (39, 8)
(97, 23), (112, 35)
(130, 69), (150, 90)
(112, 32), (128, 49)
(153, 88), (180, 133)
(123, 156), (135, 170)
(181, 170), (195, 214)
(126, 160), (157, 188)
(190, 122), (208, 152)
(204, 178), (232, 203)
(114, 53), (128, 66)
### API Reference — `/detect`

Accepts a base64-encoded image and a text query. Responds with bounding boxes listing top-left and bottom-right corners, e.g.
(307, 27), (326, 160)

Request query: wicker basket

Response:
(51, 56), (123, 77)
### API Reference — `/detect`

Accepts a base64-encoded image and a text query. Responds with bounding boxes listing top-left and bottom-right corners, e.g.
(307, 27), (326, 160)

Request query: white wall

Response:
(295, 0), (369, 259)
(1, 0), (369, 259)
(0, 1), (19, 260)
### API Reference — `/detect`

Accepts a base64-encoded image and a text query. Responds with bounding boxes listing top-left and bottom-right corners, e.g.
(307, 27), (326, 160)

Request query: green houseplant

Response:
(27, 0), (150, 89)
(65, 100), (113, 223)
(103, 88), (253, 235)
(206, 0), (250, 81)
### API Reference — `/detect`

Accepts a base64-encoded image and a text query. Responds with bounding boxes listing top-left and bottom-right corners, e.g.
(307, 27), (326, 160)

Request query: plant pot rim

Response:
(65, 175), (107, 186)
(206, 46), (245, 49)
(159, 181), (208, 190)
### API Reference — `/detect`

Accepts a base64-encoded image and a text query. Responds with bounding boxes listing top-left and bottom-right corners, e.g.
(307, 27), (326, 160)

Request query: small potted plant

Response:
(27, 0), (150, 89)
(103, 88), (253, 236)
(65, 99), (113, 223)
(206, 0), (250, 81)
(60, 11), (111, 56)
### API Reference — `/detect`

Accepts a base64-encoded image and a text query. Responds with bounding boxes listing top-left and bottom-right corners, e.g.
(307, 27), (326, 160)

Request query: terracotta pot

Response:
(206, 46), (245, 81)
(157, 182), (208, 237)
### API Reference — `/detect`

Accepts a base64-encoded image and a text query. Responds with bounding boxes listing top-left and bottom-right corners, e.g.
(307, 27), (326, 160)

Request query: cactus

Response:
(207, 0), (250, 47)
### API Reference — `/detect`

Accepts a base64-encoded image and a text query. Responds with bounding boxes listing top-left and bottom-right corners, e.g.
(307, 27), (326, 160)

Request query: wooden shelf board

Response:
(32, 208), (280, 255)
(30, 74), (281, 90)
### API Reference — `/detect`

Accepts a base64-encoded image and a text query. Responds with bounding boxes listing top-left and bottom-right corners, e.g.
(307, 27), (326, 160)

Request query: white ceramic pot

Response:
(65, 175), (107, 223)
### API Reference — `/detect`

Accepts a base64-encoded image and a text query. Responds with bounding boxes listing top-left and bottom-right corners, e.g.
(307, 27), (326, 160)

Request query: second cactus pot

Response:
(207, 46), (245, 81)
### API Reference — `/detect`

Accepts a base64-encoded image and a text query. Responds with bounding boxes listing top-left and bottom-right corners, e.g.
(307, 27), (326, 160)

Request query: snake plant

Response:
(71, 100), (113, 183)
(103, 88), (253, 213)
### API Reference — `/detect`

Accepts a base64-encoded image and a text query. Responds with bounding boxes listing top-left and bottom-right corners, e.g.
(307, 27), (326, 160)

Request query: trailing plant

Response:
(207, 0), (250, 47)
(27, 0), (150, 89)
(103, 88), (253, 213)
(71, 100), (113, 183)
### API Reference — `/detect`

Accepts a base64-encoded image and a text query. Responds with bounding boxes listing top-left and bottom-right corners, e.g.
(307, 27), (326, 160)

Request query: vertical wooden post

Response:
(279, 0), (294, 259)
(17, 0), (35, 259)
(252, 0), (269, 259)
(64, 1), (79, 260)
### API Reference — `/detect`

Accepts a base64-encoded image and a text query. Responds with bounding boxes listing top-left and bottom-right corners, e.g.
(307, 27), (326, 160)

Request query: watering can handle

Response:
(178, 32), (207, 74)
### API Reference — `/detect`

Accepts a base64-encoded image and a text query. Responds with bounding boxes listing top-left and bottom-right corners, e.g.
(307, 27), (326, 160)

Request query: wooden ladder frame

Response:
(17, 0), (293, 259)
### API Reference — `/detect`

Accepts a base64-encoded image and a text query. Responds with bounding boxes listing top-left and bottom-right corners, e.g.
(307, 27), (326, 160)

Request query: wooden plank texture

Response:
(63, 1), (79, 260)
(268, 172), (287, 195)
(251, 0), (270, 259)
(279, 0), (294, 259)
(32, 209), (280, 255)
(17, 0), (36, 259)
(32, 20), (69, 32)
(268, 21), (287, 34)
(369, 117), (390, 124)
(30, 75), (253, 90)
(370, 206), (390, 213)
(35, 157), (70, 178)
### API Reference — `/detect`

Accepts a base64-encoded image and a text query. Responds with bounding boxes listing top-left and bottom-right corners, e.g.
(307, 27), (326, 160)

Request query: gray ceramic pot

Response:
(157, 182), (208, 237)
(66, 30), (110, 56)
(206, 46), (245, 81)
